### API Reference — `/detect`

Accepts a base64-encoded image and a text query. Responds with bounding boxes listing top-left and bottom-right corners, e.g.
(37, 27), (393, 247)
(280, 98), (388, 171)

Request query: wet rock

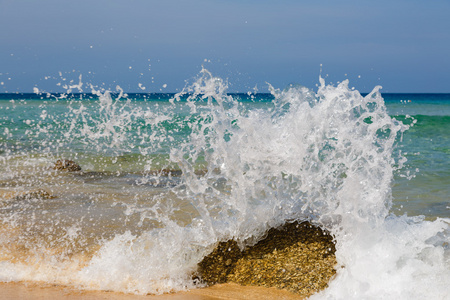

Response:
(197, 240), (242, 284)
(0, 189), (54, 207)
(54, 159), (82, 172)
(12, 189), (53, 201)
(197, 221), (337, 297)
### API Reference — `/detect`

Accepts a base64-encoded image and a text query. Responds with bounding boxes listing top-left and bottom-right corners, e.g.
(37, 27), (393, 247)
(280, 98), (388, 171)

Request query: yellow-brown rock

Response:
(197, 221), (337, 298)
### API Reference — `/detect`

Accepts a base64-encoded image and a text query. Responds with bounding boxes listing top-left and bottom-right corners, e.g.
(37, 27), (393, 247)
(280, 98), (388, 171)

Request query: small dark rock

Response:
(54, 159), (82, 172)
(9, 189), (53, 202)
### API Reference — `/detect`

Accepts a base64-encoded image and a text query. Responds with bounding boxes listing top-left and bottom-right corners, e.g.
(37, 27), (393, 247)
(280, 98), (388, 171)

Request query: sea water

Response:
(0, 69), (448, 299)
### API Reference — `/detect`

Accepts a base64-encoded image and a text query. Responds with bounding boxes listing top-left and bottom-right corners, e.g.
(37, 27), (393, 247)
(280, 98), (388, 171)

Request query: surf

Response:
(0, 68), (448, 299)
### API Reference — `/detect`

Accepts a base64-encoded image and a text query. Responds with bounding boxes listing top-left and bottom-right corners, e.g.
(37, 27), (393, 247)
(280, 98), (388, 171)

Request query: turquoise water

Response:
(1, 92), (448, 219)
(383, 94), (450, 219)
(0, 74), (448, 298)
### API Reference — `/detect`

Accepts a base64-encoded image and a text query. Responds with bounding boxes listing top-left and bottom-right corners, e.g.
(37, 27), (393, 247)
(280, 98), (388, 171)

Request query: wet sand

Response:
(0, 282), (302, 300)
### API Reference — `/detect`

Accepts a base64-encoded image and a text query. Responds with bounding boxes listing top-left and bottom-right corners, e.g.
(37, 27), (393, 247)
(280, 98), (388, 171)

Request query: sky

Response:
(1, 0), (449, 93)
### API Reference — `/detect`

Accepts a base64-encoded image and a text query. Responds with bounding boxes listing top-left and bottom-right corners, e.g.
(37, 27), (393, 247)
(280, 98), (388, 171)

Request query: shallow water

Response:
(0, 70), (449, 299)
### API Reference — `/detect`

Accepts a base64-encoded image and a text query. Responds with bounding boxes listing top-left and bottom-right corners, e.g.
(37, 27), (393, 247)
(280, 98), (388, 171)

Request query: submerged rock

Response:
(12, 189), (53, 201)
(146, 168), (183, 177)
(0, 189), (54, 207)
(197, 221), (337, 297)
(53, 159), (82, 172)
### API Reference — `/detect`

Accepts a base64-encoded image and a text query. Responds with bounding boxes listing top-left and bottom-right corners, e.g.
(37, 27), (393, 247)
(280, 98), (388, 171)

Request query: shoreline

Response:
(0, 281), (303, 300)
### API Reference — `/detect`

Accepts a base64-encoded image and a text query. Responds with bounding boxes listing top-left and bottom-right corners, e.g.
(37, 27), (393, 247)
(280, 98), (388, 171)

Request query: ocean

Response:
(0, 70), (449, 299)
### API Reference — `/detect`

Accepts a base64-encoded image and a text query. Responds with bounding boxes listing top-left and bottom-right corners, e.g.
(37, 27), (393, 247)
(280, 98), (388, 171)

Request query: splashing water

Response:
(0, 69), (448, 298)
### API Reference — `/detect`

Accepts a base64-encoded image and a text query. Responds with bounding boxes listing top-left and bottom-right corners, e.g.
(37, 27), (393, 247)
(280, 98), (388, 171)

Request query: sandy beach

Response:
(0, 282), (302, 300)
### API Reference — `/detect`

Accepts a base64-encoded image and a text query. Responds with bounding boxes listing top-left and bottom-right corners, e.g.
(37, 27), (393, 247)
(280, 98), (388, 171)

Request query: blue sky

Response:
(1, 0), (449, 93)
